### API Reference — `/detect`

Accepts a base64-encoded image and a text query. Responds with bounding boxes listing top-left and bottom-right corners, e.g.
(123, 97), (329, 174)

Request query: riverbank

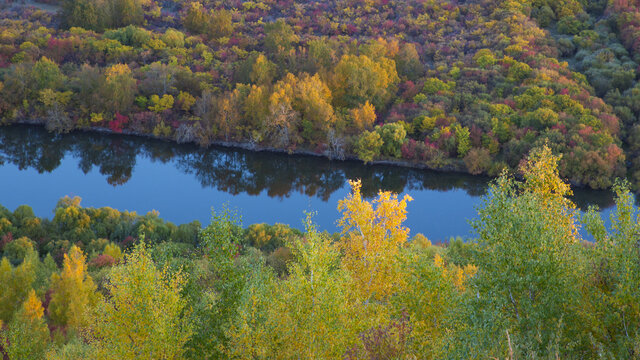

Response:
(11, 119), (619, 192)
(12, 118), (481, 178)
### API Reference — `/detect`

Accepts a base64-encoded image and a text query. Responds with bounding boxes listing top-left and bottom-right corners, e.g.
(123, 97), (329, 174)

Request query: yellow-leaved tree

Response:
(338, 179), (412, 302)
(22, 289), (44, 320)
(519, 144), (577, 242)
(48, 245), (99, 331)
(350, 101), (376, 133)
(89, 242), (193, 360)
(331, 54), (399, 110)
(267, 72), (336, 144)
(102, 63), (136, 113)
(1, 289), (50, 360)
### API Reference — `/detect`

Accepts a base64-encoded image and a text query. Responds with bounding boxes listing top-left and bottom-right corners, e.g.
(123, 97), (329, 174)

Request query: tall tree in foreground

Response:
(452, 145), (591, 358)
(90, 242), (193, 360)
(48, 246), (98, 332)
(338, 179), (412, 302)
(392, 246), (476, 359)
(225, 217), (368, 359)
(222, 248), (276, 359)
(583, 180), (640, 357)
(185, 206), (245, 359)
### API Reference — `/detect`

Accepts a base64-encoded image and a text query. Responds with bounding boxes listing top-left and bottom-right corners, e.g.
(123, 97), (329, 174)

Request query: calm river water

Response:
(0, 125), (619, 241)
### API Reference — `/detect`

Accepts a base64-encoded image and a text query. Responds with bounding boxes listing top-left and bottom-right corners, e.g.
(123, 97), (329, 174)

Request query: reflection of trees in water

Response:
(75, 137), (137, 186)
(571, 189), (615, 211)
(348, 166), (490, 198)
(177, 150), (255, 195)
(0, 125), (616, 209)
(175, 149), (346, 201)
(0, 126), (65, 172)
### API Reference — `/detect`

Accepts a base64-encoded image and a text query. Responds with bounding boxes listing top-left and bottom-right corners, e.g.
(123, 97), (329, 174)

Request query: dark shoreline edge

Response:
(12, 117), (470, 172)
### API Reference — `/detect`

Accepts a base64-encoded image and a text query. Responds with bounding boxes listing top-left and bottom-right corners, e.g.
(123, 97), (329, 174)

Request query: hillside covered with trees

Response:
(1, 0), (640, 189)
(1, 145), (640, 358)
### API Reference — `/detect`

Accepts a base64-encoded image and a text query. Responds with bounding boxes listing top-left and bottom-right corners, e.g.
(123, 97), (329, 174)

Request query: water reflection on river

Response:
(0, 125), (618, 241)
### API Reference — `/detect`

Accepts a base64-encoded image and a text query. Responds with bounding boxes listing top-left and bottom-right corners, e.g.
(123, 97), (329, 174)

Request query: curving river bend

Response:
(0, 125), (619, 241)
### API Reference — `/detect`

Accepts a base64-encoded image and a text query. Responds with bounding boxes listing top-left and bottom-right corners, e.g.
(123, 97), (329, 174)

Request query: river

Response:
(0, 125), (619, 241)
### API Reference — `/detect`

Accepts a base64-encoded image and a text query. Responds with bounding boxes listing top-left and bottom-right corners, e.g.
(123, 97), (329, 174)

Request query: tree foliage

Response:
(48, 246), (98, 330)
(338, 179), (412, 301)
(90, 242), (193, 360)
(1, 289), (50, 360)
(0, 0), (634, 187)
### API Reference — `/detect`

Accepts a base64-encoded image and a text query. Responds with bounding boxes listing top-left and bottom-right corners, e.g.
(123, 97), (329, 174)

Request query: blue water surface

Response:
(0, 125), (619, 242)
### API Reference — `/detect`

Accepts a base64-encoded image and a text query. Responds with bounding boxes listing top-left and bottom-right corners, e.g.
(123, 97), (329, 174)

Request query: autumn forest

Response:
(2, 0), (640, 358)
(1, 0), (640, 188)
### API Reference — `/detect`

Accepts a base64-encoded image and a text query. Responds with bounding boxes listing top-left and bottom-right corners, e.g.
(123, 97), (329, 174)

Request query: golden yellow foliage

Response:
(434, 253), (476, 291)
(331, 54), (400, 109)
(49, 246), (98, 329)
(90, 242), (192, 360)
(520, 145), (572, 200)
(244, 84), (269, 127)
(0, 256), (36, 323)
(177, 91), (196, 111)
(226, 221), (376, 359)
(2, 289), (50, 360)
(519, 145), (578, 241)
(338, 179), (412, 301)
(103, 243), (123, 262)
(351, 101), (376, 132)
(22, 289), (44, 321)
(412, 233), (432, 248)
(54, 196), (91, 230)
(268, 72), (335, 143)
(105, 63), (132, 80)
